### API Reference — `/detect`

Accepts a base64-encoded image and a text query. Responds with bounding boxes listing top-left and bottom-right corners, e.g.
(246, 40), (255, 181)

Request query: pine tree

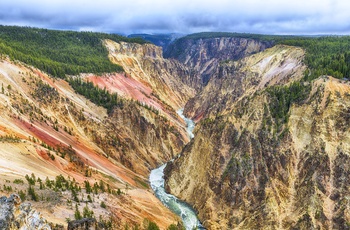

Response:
(74, 204), (82, 220)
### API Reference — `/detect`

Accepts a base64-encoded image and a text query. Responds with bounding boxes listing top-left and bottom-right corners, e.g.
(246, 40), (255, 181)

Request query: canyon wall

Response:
(165, 45), (350, 229)
(104, 39), (195, 110)
(0, 194), (51, 230)
(165, 36), (273, 86)
(0, 38), (194, 228)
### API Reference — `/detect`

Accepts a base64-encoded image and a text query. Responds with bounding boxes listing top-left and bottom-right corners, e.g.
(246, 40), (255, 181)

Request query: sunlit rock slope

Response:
(165, 44), (350, 229)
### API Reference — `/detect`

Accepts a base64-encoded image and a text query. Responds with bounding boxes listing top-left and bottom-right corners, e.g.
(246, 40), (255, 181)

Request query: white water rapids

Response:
(149, 109), (204, 230)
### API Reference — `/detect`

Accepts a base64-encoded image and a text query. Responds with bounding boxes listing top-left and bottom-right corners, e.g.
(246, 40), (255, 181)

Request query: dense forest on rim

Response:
(0, 27), (349, 115)
(1, 27), (349, 81)
(0, 26), (149, 111)
(171, 32), (350, 81)
(176, 32), (350, 138)
(0, 25), (147, 78)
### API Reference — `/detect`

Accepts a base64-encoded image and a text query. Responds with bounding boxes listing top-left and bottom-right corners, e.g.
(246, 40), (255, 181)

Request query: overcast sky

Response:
(1, 0), (350, 35)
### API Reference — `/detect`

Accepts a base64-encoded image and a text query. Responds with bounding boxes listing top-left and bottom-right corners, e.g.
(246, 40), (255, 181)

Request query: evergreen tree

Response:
(74, 204), (82, 220)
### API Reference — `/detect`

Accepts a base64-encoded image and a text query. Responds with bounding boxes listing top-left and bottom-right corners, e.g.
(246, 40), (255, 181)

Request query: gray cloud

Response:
(0, 0), (350, 35)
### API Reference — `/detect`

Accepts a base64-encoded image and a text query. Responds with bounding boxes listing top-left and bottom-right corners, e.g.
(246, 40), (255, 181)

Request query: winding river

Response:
(149, 109), (204, 230)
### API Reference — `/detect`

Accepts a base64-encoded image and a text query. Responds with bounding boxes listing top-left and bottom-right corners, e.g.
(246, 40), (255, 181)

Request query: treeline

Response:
(278, 36), (350, 80)
(176, 32), (350, 80)
(180, 31), (294, 41)
(68, 77), (123, 113)
(0, 25), (147, 78)
(265, 81), (312, 134)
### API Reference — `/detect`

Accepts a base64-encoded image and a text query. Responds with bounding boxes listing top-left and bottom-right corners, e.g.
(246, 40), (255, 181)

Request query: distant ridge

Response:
(128, 33), (185, 51)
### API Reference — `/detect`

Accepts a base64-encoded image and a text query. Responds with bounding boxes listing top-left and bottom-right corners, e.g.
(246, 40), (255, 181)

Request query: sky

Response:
(1, 0), (350, 35)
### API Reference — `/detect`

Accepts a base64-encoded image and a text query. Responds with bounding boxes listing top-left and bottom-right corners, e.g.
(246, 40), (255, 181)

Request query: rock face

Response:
(0, 194), (51, 230)
(165, 36), (273, 86)
(102, 102), (187, 174)
(184, 45), (306, 121)
(0, 40), (189, 227)
(103, 39), (195, 110)
(68, 218), (96, 230)
(165, 44), (350, 229)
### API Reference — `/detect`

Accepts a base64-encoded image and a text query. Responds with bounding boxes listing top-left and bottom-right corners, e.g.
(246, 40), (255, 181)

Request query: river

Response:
(149, 109), (204, 230)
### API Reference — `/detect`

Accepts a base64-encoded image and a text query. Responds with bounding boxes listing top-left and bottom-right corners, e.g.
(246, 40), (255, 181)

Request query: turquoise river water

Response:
(149, 109), (204, 230)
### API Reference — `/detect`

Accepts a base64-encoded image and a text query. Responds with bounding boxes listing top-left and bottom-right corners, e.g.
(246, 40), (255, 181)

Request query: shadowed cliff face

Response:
(183, 45), (306, 121)
(165, 37), (273, 87)
(165, 45), (350, 229)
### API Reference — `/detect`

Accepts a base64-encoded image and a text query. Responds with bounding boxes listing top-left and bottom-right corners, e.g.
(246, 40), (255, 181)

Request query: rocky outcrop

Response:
(0, 49), (185, 227)
(89, 101), (187, 175)
(67, 218), (96, 230)
(165, 44), (350, 229)
(103, 40), (196, 110)
(0, 194), (51, 230)
(184, 45), (306, 120)
(165, 36), (273, 86)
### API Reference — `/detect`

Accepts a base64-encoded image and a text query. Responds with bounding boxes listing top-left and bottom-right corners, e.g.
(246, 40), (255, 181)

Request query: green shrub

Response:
(68, 77), (123, 113)
(100, 201), (106, 208)
(27, 185), (38, 201)
(74, 204), (82, 220)
(13, 179), (24, 184)
(18, 190), (26, 201)
(25, 174), (36, 185)
(144, 219), (160, 230)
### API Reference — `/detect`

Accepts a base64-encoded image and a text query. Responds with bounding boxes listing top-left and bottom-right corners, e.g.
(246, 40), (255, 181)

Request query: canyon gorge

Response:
(0, 27), (350, 230)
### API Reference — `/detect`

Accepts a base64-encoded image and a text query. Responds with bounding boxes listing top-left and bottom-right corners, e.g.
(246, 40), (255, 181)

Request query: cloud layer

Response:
(1, 0), (350, 35)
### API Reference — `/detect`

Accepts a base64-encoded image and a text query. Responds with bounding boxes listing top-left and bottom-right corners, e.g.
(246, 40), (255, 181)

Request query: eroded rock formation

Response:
(165, 45), (350, 229)
(165, 36), (273, 86)
(0, 38), (191, 228)
(0, 194), (51, 230)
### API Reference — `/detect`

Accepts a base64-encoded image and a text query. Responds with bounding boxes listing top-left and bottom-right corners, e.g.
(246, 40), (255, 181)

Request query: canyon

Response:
(165, 39), (350, 229)
(0, 36), (193, 229)
(0, 28), (350, 230)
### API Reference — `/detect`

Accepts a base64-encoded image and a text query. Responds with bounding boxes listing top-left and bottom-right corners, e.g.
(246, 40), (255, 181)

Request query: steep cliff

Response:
(103, 39), (195, 111)
(184, 45), (306, 121)
(165, 45), (350, 229)
(0, 194), (51, 230)
(0, 41), (188, 228)
(165, 35), (273, 86)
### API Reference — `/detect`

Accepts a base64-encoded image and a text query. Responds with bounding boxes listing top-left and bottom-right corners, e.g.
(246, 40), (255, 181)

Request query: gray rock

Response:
(0, 194), (51, 230)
